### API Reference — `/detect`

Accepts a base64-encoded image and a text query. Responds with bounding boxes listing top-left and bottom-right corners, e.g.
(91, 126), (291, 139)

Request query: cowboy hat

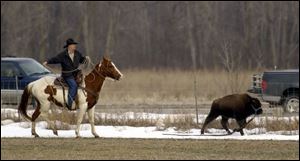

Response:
(63, 38), (78, 48)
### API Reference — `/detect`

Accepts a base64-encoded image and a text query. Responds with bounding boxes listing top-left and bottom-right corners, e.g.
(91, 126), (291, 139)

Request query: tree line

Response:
(1, 1), (299, 70)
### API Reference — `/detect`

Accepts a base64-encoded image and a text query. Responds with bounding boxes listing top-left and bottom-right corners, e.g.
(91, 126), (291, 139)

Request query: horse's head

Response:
(98, 56), (123, 80)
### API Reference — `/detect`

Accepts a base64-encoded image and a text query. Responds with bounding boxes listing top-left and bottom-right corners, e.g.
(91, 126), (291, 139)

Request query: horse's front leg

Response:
(75, 104), (87, 138)
(87, 107), (99, 138)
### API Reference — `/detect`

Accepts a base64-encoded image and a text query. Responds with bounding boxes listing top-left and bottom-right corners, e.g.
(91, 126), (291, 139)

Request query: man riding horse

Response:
(20, 51), (122, 138)
(43, 38), (89, 110)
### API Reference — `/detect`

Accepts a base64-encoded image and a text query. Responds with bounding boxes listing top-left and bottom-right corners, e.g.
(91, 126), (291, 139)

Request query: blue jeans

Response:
(64, 77), (78, 107)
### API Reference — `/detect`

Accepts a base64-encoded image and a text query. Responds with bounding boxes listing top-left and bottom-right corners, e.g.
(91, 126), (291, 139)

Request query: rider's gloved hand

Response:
(43, 61), (48, 66)
(85, 56), (91, 63)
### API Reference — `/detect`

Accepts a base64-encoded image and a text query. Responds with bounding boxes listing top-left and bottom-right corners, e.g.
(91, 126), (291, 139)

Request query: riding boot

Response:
(71, 101), (76, 110)
(66, 101), (76, 110)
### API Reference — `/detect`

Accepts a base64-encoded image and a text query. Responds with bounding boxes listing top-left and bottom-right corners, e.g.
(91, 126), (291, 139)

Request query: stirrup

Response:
(65, 102), (76, 111)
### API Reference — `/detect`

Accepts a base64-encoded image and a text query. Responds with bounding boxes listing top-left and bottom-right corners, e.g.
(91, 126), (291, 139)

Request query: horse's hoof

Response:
(76, 136), (81, 139)
(94, 135), (100, 138)
(33, 134), (40, 138)
(53, 131), (58, 136)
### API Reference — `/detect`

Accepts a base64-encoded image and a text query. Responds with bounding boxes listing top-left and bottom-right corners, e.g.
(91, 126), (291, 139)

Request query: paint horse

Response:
(18, 57), (123, 138)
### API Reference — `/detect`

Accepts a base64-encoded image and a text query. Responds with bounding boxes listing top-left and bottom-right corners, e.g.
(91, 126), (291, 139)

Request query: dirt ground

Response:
(1, 138), (298, 160)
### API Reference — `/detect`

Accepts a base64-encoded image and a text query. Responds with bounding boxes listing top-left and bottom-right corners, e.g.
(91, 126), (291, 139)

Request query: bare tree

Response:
(186, 1), (199, 124)
(1, 2), (299, 70)
(218, 40), (244, 94)
(104, 2), (121, 57)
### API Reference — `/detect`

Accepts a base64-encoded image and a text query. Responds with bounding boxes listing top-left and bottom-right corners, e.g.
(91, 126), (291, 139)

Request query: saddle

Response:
(52, 70), (84, 111)
(54, 70), (83, 87)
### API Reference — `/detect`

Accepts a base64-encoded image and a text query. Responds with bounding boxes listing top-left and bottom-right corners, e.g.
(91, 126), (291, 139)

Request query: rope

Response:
(43, 57), (91, 110)
(163, 114), (258, 137)
(215, 105), (261, 136)
(226, 115), (256, 135)
(44, 56), (90, 73)
(43, 56), (104, 108)
(163, 105), (261, 137)
(62, 57), (90, 73)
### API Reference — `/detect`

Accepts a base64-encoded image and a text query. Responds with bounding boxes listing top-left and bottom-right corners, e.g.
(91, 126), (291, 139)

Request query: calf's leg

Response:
(237, 119), (246, 136)
(201, 112), (219, 134)
(221, 116), (231, 134)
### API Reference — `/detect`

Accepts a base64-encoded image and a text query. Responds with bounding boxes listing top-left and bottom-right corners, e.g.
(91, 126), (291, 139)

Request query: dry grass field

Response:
(98, 69), (259, 105)
(1, 138), (298, 160)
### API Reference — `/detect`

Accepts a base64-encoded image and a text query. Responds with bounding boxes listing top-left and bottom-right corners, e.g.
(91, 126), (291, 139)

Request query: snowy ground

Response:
(1, 108), (299, 140)
(1, 121), (298, 141)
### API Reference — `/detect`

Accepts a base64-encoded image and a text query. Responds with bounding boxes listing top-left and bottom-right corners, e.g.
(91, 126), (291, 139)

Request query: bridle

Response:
(88, 60), (119, 81)
(81, 60), (120, 100)
(85, 67), (106, 82)
(80, 62), (106, 97)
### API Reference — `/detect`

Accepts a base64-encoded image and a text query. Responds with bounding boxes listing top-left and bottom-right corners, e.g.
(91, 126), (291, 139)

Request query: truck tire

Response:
(283, 95), (299, 113)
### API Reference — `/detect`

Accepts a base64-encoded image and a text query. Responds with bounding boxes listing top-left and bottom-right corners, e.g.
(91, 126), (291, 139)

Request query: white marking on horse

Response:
(112, 62), (123, 78)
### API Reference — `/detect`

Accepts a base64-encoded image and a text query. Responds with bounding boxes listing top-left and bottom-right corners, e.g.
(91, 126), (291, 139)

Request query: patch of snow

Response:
(1, 119), (15, 125)
(1, 109), (298, 140)
(1, 121), (298, 141)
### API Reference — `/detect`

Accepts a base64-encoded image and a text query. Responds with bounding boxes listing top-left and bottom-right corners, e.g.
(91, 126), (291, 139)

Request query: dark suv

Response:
(249, 69), (299, 113)
(1, 57), (52, 105)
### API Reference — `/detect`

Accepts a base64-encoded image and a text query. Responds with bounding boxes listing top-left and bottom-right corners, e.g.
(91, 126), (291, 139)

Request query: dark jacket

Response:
(47, 50), (86, 78)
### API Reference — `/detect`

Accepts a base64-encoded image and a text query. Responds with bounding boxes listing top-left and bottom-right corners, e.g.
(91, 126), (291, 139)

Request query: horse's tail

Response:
(18, 84), (33, 121)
